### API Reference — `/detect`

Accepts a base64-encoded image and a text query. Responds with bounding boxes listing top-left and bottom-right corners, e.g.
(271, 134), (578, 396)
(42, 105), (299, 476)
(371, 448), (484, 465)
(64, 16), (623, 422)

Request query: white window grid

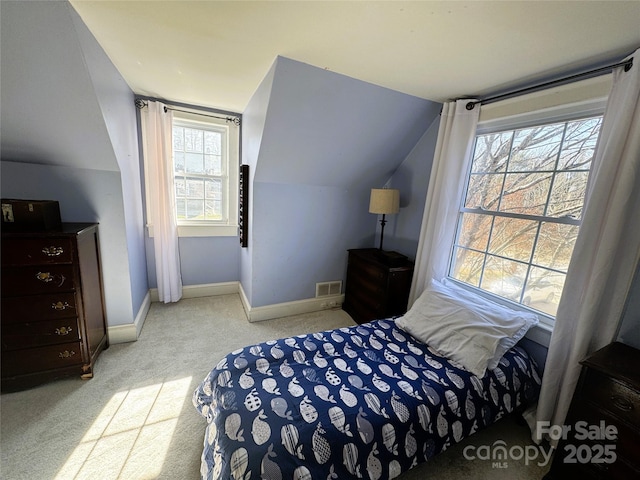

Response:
(172, 118), (229, 225)
(448, 115), (603, 316)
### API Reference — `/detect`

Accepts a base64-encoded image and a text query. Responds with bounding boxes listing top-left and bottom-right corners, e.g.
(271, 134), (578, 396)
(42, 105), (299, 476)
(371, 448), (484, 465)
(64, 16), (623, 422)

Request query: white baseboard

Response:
(149, 281), (240, 302)
(238, 283), (344, 322)
(107, 291), (151, 344)
(110, 282), (343, 343)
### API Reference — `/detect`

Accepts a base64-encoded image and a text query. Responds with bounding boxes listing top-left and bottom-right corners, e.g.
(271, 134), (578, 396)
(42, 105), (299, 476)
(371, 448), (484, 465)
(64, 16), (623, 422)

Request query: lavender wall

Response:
(243, 57), (441, 307)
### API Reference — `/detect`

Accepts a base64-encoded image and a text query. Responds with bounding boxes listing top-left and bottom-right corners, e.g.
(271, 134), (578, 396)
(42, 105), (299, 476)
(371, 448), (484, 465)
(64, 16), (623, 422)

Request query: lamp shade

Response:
(369, 189), (400, 215)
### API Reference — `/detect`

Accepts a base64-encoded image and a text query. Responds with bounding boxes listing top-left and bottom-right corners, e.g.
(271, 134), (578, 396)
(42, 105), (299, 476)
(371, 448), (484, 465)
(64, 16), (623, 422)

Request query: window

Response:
(449, 115), (603, 317)
(171, 113), (239, 236)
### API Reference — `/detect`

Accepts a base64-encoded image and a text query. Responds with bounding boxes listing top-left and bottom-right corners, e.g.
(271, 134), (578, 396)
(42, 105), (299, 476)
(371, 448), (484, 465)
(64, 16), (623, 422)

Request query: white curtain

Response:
(140, 101), (183, 303)
(532, 48), (640, 445)
(408, 99), (480, 306)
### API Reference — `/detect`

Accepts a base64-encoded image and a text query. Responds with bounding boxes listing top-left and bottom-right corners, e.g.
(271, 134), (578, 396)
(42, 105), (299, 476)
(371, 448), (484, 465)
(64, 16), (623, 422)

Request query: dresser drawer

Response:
(1, 238), (73, 266)
(1, 266), (75, 296)
(582, 370), (640, 427)
(2, 318), (81, 350)
(1, 342), (83, 377)
(1, 292), (77, 324)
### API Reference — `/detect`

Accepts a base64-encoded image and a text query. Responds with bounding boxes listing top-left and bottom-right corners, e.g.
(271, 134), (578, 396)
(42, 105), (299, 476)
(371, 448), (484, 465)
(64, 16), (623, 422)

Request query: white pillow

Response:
(396, 279), (538, 377)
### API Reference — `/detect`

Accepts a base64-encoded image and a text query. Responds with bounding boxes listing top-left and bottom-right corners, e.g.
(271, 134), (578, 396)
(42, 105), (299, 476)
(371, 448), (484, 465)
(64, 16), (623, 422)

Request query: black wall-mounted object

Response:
(239, 165), (249, 248)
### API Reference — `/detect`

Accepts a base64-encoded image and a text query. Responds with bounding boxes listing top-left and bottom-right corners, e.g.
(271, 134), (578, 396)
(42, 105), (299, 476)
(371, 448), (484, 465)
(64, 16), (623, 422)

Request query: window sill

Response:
(147, 224), (238, 238)
(447, 277), (554, 347)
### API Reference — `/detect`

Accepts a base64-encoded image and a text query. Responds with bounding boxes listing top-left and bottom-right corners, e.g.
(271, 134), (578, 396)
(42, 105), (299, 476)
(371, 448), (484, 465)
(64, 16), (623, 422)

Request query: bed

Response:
(193, 280), (542, 480)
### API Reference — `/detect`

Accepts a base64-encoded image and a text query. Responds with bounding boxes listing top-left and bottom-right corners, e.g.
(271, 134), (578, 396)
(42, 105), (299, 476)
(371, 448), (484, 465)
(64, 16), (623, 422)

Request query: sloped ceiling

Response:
(0, 1), (122, 171)
(69, 0), (640, 113)
(254, 57), (441, 188)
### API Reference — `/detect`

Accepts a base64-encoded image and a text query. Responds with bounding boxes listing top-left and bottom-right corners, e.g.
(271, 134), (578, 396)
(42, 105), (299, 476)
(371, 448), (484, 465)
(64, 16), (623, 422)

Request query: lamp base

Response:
(375, 250), (408, 267)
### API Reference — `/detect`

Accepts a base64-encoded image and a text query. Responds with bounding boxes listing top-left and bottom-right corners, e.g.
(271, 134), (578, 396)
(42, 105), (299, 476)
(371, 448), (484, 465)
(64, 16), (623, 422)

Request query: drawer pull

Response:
(52, 301), (73, 311)
(36, 272), (66, 287)
(36, 272), (54, 283)
(42, 246), (64, 257)
(55, 326), (73, 336)
(610, 395), (633, 412)
(59, 350), (76, 359)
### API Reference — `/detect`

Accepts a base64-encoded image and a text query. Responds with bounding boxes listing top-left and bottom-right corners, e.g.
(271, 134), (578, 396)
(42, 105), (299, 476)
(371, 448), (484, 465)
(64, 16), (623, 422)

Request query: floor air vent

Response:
(316, 281), (342, 297)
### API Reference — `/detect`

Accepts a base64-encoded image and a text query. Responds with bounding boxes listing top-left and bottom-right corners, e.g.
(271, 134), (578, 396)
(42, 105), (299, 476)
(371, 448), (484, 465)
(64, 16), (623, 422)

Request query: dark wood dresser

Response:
(1, 223), (108, 391)
(342, 248), (414, 325)
(545, 342), (640, 479)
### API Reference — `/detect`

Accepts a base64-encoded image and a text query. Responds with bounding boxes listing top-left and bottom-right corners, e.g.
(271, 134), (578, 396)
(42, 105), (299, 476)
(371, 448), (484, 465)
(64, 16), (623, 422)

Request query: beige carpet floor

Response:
(1, 294), (551, 479)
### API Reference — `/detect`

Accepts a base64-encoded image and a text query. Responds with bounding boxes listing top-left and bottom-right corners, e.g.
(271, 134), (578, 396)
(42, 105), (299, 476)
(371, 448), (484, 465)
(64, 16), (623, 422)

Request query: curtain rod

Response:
(134, 98), (241, 126)
(466, 56), (634, 111)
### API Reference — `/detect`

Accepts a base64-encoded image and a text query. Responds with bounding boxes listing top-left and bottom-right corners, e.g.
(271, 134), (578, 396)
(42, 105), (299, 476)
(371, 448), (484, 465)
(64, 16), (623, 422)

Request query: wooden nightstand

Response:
(544, 342), (640, 479)
(342, 248), (414, 325)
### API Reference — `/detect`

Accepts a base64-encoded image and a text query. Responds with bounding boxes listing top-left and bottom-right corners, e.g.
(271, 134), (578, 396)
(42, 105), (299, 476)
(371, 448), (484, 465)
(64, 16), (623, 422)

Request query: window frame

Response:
(145, 109), (240, 238)
(447, 98), (608, 330)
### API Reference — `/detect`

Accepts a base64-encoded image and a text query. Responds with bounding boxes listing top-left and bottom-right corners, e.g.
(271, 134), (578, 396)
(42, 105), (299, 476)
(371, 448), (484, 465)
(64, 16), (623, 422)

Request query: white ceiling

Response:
(69, 1), (640, 113)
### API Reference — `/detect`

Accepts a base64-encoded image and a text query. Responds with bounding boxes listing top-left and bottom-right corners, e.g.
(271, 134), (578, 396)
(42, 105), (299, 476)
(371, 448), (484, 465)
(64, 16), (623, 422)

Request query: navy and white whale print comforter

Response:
(193, 318), (541, 480)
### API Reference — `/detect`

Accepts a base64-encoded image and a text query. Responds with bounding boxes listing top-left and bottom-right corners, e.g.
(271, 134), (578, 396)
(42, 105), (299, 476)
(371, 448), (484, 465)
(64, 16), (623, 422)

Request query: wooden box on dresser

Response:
(544, 342), (640, 480)
(1, 223), (108, 391)
(342, 248), (414, 325)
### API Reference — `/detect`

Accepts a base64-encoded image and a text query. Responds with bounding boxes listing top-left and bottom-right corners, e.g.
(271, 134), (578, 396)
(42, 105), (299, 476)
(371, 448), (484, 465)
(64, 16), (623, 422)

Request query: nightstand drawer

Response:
(2, 318), (81, 350)
(567, 401), (640, 462)
(1, 292), (78, 324)
(348, 254), (387, 281)
(582, 370), (640, 426)
(1, 266), (75, 296)
(1, 342), (83, 377)
(1, 238), (73, 266)
(346, 268), (387, 297)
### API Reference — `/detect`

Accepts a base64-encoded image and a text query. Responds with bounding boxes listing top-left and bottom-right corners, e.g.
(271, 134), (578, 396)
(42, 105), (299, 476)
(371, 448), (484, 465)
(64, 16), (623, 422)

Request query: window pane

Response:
(175, 177), (186, 197)
(205, 179), (221, 199)
(480, 256), (528, 303)
(204, 131), (221, 155)
(186, 199), (204, 219)
(456, 213), (492, 251)
(450, 247), (484, 287)
(546, 171), (589, 219)
(205, 155), (222, 176)
(533, 223), (578, 272)
(558, 117), (601, 170)
(185, 153), (204, 174)
(471, 132), (512, 173)
(464, 173), (503, 210)
(509, 124), (564, 172)
(174, 152), (185, 173)
(176, 199), (186, 220)
(488, 217), (537, 263)
(186, 178), (204, 199)
(173, 127), (184, 151)
(500, 173), (552, 215)
(184, 128), (203, 153)
(205, 199), (222, 220)
(523, 267), (565, 316)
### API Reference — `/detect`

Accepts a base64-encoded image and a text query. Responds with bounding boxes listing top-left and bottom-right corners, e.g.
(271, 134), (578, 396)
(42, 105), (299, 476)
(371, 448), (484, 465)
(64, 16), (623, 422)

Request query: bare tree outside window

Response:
(449, 116), (602, 316)
(173, 122), (225, 222)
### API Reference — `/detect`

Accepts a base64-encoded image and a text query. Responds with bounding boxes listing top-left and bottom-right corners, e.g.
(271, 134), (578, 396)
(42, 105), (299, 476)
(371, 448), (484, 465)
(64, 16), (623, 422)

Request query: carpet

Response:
(0, 294), (551, 479)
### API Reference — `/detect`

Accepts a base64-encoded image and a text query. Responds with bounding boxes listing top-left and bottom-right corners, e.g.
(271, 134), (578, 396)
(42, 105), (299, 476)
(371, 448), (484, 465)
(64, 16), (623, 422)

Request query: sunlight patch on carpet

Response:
(54, 377), (193, 480)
